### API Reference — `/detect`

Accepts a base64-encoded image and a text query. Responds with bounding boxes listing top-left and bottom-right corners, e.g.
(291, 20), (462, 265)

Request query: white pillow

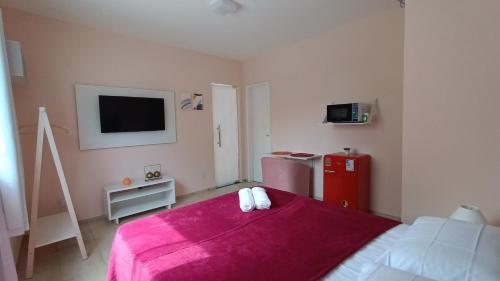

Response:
(359, 262), (436, 281)
(381, 216), (500, 281)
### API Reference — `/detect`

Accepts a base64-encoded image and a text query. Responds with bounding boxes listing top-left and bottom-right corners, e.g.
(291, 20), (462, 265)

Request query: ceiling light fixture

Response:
(208, 0), (241, 15)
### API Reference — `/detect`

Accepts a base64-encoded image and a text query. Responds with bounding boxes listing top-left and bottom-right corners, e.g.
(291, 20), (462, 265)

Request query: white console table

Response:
(104, 177), (175, 223)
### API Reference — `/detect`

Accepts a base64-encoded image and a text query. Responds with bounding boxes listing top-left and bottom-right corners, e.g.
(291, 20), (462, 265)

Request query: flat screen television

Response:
(98, 95), (165, 133)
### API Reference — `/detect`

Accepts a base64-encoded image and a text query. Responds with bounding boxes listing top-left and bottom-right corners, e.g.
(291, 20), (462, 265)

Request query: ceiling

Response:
(0, 0), (397, 61)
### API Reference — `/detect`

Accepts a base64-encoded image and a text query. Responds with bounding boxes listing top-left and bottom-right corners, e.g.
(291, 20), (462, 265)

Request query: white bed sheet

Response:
(358, 263), (436, 281)
(322, 224), (409, 281)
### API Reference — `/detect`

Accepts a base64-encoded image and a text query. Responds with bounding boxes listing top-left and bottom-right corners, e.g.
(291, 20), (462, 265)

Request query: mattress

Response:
(323, 224), (410, 281)
(107, 187), (400, 281)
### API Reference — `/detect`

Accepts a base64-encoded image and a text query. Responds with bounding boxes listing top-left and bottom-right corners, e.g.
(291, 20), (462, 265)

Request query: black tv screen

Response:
(98, 95), (165, 133)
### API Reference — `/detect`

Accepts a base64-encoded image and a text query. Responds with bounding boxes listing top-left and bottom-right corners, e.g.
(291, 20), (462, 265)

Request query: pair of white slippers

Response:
(238, 187), (271, 212)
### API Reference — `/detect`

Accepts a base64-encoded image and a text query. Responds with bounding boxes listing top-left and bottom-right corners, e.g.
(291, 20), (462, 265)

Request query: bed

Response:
(107, 187), (400, 281)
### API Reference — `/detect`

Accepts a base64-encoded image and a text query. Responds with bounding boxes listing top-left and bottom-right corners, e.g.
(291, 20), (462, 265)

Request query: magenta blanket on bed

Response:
(107, 188), (399, 281)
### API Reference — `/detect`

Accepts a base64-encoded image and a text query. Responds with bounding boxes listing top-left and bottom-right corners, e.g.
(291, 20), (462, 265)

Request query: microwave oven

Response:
(326, 103), (371, 123)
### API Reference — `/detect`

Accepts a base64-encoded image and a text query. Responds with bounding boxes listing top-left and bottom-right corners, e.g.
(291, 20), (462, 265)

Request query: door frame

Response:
(211, 83), (241, 186)
(245, 81), (271, 182)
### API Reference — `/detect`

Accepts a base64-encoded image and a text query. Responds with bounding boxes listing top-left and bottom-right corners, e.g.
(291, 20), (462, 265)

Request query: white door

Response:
(247, 83), (271, 182)
(212, 84), (239, 187)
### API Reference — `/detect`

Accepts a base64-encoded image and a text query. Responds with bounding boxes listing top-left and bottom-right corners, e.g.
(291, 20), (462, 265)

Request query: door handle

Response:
(217, 125), (222, 148)
(324, 170), (335, 174)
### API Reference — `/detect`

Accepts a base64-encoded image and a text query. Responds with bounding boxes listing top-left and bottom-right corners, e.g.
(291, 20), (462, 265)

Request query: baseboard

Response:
(371, 211), (401, 221)
(79, 214), (107, 224)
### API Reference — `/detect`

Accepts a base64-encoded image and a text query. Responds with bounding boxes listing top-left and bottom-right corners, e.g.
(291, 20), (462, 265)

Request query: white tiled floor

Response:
(17, 182), (256, 281)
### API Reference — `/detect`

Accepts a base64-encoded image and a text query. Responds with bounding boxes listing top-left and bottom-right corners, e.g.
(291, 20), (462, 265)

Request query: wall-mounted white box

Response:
(75, 84), (177, 150)
(6, 40), (24, 78)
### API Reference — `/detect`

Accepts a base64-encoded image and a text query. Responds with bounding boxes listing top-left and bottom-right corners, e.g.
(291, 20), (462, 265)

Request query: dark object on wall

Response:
(99, 95), (165, 133)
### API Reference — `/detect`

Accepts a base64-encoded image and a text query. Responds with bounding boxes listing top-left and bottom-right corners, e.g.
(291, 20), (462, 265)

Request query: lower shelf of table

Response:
(109, 192), (174, 221)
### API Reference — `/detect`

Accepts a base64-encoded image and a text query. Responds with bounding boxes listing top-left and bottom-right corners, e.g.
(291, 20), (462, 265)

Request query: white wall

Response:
(402, 0), (500, 225)
(243, 7), (404, 217)
(4, 7), (243, 219)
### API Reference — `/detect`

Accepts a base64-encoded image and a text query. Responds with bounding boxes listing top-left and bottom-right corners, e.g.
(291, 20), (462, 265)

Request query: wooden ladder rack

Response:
(25, 107), (87, 278)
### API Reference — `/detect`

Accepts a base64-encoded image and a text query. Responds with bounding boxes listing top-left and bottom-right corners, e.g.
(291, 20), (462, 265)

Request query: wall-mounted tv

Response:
(98, 95), (165, 133)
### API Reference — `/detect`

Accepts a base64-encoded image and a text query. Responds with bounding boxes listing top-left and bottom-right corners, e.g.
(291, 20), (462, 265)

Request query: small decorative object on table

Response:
(144, 164), (162, 181)
(122, 177), (132, 185)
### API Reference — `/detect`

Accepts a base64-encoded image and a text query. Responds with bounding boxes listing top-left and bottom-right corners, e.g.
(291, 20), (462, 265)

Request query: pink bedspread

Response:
(107, 188), (399, 281)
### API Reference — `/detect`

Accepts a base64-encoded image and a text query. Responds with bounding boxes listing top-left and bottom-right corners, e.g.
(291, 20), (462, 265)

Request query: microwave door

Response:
(327, 104), (353, 122)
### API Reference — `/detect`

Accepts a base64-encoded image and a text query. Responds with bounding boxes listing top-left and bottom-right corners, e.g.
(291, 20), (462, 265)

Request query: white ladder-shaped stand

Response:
(26, 107), (87, 278)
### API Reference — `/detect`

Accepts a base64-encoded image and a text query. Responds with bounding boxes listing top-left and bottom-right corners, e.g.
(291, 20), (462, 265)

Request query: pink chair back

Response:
(261, 157), (311, 196)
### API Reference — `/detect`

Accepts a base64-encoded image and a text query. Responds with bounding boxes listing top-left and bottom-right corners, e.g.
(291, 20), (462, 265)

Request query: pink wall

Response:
(4, 8), (243, 219)
(243, 8), (404, 217)
(402, 0), (500, 225)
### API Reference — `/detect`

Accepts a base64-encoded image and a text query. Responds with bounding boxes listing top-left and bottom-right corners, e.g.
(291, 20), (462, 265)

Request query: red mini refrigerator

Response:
(323, 153), (371, 212)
